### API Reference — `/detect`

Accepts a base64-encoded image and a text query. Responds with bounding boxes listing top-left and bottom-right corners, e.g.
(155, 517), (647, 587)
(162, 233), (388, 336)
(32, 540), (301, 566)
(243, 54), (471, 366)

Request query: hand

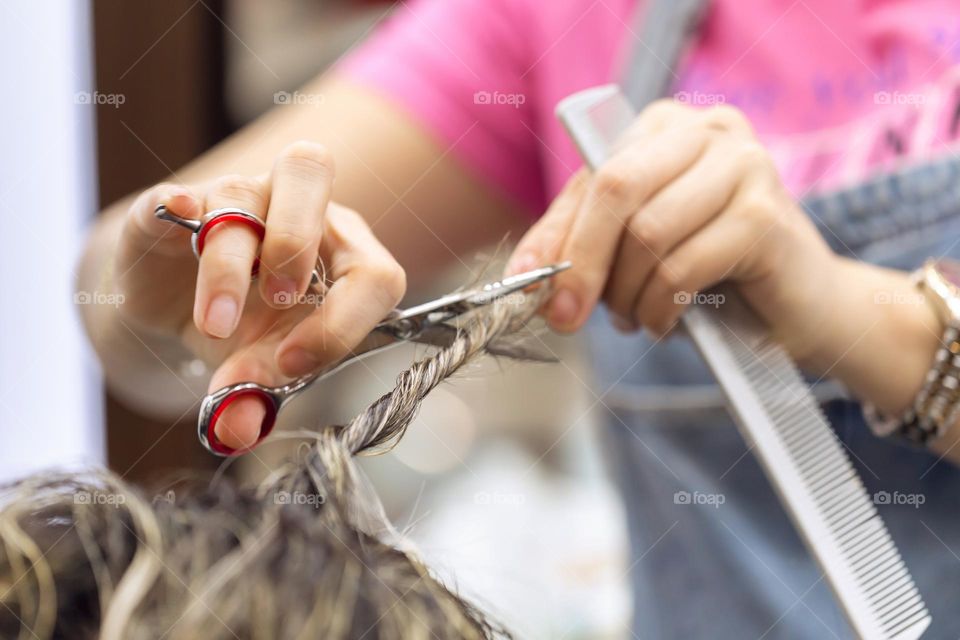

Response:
(113, 141), (406, 450)
(508, 100), (837, 358)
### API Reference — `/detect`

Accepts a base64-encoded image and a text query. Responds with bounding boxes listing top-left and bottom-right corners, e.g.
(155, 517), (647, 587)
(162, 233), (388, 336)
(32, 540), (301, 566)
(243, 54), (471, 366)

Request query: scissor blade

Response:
(391, 262), (572, 325)
(466, 261), (572, 306)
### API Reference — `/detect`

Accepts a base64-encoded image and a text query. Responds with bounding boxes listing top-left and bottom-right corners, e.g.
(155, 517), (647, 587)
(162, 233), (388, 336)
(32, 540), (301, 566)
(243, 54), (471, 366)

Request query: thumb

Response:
(505, 169), (587, 276)
(207, 341), (283, 452)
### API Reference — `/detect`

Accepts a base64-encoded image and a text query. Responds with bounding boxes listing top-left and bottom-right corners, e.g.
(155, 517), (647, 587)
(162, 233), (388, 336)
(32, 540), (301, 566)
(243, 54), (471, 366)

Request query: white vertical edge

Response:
(0, 0), (104, 481)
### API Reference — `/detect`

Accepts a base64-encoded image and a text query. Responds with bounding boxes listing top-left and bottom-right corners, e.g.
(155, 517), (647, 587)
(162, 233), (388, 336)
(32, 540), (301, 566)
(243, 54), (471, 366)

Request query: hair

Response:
(0, 287), (548, 640)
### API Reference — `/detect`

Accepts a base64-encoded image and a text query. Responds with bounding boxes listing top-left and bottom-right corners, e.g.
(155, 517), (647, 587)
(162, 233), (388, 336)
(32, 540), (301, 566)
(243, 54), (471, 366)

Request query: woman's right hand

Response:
(112, 141), (406, 451)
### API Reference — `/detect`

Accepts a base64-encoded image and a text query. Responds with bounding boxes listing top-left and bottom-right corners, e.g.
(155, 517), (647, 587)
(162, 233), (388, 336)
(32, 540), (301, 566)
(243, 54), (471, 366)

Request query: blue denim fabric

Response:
(593, 155), (960, 639)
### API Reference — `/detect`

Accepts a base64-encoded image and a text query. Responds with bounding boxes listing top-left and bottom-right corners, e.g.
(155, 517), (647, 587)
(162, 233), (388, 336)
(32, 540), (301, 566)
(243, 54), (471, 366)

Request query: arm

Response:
(78, 76), (526, 430)
(506, 99), (959, 464)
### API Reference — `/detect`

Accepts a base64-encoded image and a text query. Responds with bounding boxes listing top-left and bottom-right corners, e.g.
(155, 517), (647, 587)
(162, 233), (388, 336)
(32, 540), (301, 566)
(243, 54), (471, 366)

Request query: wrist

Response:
(806, 257), (942, 414)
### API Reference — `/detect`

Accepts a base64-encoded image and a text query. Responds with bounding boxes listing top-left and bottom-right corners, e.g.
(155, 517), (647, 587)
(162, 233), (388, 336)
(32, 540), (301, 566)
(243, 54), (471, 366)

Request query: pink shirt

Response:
(341, 0), (960, 215)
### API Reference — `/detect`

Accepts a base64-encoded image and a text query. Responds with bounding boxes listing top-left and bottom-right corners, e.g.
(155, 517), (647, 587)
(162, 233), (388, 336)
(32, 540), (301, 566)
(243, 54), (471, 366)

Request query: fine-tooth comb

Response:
(556, 85), (931, 640)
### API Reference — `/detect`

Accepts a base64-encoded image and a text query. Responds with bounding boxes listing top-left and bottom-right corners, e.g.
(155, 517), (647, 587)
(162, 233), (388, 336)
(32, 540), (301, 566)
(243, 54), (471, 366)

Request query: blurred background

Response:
(0, 1), (631, 637)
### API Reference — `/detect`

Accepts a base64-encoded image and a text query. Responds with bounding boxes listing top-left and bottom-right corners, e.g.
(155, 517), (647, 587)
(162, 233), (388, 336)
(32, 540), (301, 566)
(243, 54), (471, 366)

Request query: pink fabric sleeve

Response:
(337, 0), (546, 215)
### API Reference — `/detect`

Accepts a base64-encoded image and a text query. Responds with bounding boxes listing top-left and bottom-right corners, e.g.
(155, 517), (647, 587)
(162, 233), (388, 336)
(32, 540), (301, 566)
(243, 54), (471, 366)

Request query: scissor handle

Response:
(195, 209), (267, 277)
(198, 384), (282, 456)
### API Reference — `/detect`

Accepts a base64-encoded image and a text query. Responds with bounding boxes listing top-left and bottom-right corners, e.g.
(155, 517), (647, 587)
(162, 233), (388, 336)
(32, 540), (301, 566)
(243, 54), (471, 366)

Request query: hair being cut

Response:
(0, 287), (547, 640)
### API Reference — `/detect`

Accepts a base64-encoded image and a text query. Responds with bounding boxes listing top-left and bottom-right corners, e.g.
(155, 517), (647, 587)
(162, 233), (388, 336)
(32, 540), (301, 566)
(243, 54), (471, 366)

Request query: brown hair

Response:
(0, 288), (546, 639)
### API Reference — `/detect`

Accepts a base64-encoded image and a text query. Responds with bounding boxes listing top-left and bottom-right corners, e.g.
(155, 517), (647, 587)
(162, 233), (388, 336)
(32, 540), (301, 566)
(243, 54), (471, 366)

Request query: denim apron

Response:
(598, 2), (960, 638)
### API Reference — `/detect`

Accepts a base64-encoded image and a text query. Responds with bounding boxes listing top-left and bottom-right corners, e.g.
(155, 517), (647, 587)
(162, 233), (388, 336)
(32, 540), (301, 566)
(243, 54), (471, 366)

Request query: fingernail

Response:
(278, 347), (321, 377)
(548, 289), (581, 328)
(266, 275), (299, 308)
(506, 252), (538, 276)
(205, 295), (239, 338)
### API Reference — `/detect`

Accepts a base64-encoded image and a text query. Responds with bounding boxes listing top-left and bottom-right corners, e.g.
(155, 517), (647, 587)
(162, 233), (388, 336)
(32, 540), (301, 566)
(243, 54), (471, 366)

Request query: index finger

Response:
(548, 124), (710, 331)
(275, 206), (407, 378)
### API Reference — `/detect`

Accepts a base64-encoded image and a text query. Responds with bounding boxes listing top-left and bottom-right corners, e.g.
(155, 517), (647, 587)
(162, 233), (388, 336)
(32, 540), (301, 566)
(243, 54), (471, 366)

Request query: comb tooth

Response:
(684, 306), (931, 640)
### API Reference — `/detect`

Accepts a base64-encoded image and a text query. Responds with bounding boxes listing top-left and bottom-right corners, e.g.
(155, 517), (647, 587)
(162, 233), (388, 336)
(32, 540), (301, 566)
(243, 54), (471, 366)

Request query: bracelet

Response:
(864, 324), (960, 445)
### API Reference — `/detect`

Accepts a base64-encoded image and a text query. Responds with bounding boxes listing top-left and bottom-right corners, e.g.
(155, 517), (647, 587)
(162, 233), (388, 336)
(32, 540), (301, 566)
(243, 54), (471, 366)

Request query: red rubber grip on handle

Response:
(196, 213), (266, 277)
(206, 388), (278, 456)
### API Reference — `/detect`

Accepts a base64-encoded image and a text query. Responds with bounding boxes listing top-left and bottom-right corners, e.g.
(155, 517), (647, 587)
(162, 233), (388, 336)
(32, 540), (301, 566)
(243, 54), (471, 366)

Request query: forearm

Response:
(79, 75), (525, 416)
(798, 256), (958, 460)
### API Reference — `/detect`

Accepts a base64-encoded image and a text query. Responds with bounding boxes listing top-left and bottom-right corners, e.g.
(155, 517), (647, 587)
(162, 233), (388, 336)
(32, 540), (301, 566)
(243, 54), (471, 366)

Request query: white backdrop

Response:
(0, 0), (104, 481)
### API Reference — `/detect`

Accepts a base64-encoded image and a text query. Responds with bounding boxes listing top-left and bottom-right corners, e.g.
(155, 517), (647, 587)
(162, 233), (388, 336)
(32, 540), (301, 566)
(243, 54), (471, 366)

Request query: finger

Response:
(505, 169), (588, 276)
(194, 174), (269, 339)
(125, 183), (204, 255)
(548, 124), (711, 332)
(276, 206), (406, 378)
(207, 339), (283, 451)
(617, 98), (699, 148)
(603, 137), (748, 326)
(258, 141), (334, 309)
(633, 187), (773, 335)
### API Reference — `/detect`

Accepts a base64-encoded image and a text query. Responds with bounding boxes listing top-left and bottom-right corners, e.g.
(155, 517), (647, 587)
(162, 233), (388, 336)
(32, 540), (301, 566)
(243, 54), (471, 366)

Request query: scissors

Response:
(154, 202), (570, 456)
(155, 204), (323, 284)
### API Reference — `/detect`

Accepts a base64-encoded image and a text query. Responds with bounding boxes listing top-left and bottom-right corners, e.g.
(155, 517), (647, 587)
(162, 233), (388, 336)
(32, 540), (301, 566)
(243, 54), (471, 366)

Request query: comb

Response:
(556, 85), (931, 640)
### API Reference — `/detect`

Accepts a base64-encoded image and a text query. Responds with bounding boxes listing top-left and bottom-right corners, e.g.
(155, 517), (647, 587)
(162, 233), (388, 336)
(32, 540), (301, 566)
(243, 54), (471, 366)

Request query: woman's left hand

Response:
(508, 100), (838, 361)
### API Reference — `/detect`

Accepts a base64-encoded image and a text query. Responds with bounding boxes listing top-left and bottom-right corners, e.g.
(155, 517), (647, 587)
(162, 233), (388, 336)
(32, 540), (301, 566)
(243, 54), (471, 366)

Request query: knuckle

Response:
(736, 192), (777, 229)
(736, 141), (774, 172)
(365, 259), (407, 306)
(205, 247), (253, 277)
(707, 104), (751, 132)
(653, 259), (688, 294)
(629, 213), (666, 257)
(265, 223), (314, 257)
(277, 140), (336, 179)
(210, 174), (264, 207)
(595, 164), (642, 206)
